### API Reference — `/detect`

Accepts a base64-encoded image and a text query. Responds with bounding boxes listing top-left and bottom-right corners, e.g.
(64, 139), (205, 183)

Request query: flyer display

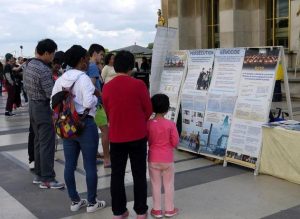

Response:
(198, 48), (245, 158)
(199, 94), (236, 158)
(225, 48), (280, 168)
(159, 50), (188, 122)
(150, 27), (178, 95)
(209, 48), (245, 95)
(179, 50), (215, 153)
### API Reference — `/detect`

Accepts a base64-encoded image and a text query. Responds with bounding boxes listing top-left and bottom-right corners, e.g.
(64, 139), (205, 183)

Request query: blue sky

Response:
(0, 0), (160, 57)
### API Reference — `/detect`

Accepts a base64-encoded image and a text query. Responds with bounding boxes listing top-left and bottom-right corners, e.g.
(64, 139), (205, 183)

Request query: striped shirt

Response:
(23, 59), (54, 101)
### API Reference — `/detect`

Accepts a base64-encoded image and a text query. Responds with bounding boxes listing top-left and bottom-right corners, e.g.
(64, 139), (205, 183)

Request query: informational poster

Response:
(199, 48), (245, 158)
(179, 50), (215, 153)
(150, 27), (178, 96)
(209, 48), (245, 95)
(159, 50), (188, 122)
(226, 48), (280, 168)
(199, 94), (236, 157)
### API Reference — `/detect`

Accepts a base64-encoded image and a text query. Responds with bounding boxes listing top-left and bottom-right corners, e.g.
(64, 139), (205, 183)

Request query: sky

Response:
(0, 0), (160, 57)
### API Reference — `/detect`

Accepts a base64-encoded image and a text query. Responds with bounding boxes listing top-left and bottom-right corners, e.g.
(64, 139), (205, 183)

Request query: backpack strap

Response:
(68, 73), (91, 118)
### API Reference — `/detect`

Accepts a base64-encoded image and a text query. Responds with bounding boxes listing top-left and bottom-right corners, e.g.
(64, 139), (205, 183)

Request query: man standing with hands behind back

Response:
(24, 39), (65, 189)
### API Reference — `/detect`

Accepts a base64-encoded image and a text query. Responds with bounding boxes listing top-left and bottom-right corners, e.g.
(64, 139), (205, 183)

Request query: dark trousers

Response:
(110, 138), (148, 216)
(5, 84), (15, 112)
(0, 80), (2, 96)
(29, 100), (56, 181)
(28, 123), (35, 163)
(14, 84), (21, 107)
(273, 80), (282, 102)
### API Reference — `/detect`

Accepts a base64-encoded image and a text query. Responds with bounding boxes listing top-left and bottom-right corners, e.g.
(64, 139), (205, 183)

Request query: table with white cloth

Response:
(259, 122), (300, 184)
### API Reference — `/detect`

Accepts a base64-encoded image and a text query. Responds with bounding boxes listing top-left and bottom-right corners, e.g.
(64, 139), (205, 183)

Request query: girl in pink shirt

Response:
(147, 94), (179, 218)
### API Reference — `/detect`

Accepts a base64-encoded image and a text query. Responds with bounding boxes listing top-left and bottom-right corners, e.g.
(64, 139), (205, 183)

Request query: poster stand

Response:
(150, 27), (178, 96)
(223, 46), (293, 175)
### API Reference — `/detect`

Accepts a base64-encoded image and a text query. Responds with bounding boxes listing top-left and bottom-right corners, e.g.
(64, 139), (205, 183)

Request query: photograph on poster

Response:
(183, 49), (215, 93)
(180, 94), (206, 153)
(196, 68), (213, 91)
(164, 54), (185, 68)
(238, 47), (280, 101)
(226, 151), (257, 164)
(243, 48), (279, 69)
(200, 112), (231, 157)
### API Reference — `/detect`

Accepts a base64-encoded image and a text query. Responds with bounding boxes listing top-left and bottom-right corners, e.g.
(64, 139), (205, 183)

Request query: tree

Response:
(147, 43), (154, 49)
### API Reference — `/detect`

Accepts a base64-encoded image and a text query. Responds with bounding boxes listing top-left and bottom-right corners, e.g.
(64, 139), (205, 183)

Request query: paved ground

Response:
(1, 94), (300, 219)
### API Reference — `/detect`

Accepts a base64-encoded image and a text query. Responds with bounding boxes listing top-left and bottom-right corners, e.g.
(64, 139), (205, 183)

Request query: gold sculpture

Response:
(156, 9), (165, 27)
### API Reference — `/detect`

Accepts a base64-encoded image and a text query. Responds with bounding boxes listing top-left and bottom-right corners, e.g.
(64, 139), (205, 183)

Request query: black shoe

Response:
(5, 112), (15, 116)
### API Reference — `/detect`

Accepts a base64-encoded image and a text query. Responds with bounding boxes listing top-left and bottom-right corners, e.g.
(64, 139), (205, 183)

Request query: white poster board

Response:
(179, 49), (215, 154)
(199, 48), (245, 159)
(225, 47), (281, 169)
(150, 27), (178, 96)
(159, 50), (188, 122)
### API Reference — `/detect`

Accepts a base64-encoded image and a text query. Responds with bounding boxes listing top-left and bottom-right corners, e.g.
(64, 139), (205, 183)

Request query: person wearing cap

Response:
(4, 53), (16, 116)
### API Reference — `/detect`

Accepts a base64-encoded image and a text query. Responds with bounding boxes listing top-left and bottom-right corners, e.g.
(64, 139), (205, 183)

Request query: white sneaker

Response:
(29, 161), (34, 170)
(70, 199), (87, 212)
(86, 200), (106, 213)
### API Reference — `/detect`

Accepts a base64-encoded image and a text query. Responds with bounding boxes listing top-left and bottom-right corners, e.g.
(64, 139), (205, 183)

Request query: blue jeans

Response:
(63, 117), (99, 204)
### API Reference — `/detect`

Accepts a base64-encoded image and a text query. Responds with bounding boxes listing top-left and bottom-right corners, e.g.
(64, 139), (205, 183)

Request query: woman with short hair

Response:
(103, 50), (152, 219)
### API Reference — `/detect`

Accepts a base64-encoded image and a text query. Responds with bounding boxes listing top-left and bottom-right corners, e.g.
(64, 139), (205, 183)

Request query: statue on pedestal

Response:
(156, 9), (165, 28)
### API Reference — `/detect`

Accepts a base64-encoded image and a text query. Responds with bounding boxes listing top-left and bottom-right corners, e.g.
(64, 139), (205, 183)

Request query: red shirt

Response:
(102, 75), (152, 143)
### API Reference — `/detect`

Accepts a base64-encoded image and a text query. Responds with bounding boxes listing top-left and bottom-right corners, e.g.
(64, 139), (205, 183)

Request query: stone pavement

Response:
(1, 94), (300, 219)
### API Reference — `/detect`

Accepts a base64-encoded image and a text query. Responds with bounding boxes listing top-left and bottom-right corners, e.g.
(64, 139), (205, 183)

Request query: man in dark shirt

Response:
(23, 39), (64, 189)
(4, 53), (16, 116)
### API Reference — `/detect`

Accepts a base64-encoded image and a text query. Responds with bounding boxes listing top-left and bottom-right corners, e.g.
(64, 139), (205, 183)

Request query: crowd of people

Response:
(1, 39), (179, 219)
(0, 55), (28, 116)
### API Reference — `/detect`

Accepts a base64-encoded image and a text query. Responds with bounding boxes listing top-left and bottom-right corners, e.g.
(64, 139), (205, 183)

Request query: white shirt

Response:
(51, 69), (98, 117)
(101, 65), (116, 83)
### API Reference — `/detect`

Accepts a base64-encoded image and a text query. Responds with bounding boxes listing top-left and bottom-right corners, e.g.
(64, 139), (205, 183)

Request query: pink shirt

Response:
(147, 117), (179, 163)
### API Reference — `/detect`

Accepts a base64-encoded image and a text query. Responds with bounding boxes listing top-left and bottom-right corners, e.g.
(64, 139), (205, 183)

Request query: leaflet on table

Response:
(209, 48), (245, 95)
(179, 92), (207, 153)
(199, 94), (236, 158)
(238, 48), (280, 100)
(159, 50), (187, 121)
(183, 49), (215, 92)
(150, 27), (178, 95)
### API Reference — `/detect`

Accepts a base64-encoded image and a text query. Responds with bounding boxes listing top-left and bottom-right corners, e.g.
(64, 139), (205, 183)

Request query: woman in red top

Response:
(102, 51), (152, 219)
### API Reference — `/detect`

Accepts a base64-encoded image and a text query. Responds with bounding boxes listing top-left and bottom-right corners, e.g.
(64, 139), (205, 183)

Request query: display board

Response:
(150, 27), (178, 96)
(179, 49), (215, 153)
(225, 47), (281, 170)
(159, 50), (188, 122)
(199, 48), (245, 159)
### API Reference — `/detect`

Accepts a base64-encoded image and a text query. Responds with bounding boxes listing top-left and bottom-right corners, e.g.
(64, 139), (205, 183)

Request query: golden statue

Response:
(156, 9), (165, 27)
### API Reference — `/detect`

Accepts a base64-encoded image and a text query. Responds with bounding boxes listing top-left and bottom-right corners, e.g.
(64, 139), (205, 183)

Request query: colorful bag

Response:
(51, 79), (89, 139)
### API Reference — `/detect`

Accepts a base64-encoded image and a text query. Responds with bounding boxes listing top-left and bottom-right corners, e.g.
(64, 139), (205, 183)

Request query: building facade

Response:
(161, 0), (300, 68)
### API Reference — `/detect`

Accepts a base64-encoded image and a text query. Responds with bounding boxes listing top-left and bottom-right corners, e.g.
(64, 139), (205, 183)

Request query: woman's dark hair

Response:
(114, 50), (134, 73)
(88, 44), (105, 57)
(104, 53), (114, 65)
(151, 94), (170, 114)
(64, 45), (87, 68)
(36, 39), (57, 55)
